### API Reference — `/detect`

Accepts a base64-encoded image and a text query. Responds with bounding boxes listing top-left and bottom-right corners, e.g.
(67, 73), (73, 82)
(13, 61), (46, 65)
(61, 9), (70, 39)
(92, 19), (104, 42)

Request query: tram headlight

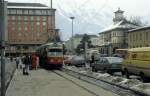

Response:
(58, 59), (62, 62)
(50, 59), (54, 62)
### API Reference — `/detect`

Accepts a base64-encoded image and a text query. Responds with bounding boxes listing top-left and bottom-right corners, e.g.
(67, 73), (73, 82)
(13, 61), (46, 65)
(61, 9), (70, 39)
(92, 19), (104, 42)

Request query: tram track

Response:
(51, 70), (100, 96)
(62, 67), (150, 96)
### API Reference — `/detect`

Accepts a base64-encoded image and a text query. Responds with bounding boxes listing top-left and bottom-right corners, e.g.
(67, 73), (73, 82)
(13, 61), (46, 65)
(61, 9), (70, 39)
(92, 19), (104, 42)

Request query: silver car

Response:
(70, 56), (85, 67)
(91, 57), (123, 74)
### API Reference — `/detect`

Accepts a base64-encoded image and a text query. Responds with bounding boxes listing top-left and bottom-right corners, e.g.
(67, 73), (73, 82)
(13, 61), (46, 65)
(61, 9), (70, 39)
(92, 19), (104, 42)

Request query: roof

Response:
(99, 20), (139, 34)
(8, 2), (47, 7)
(7, 2), (53, 9)
(128, 26), (150, 33)
(128, 47), (150, 52)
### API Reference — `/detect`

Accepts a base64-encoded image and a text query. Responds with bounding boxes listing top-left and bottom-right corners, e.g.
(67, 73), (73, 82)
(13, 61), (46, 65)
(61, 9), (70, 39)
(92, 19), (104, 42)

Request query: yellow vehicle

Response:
(122, 47), (150, 81)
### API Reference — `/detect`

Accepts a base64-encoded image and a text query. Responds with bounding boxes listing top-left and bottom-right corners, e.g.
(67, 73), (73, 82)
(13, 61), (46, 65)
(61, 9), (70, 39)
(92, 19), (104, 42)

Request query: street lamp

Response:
(0, 1), (6, 96)
(70, 17), (75, 54)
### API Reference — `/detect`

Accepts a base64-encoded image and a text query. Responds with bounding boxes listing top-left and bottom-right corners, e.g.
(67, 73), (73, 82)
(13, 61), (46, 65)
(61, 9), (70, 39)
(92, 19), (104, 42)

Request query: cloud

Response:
(7, 0), (150, 41)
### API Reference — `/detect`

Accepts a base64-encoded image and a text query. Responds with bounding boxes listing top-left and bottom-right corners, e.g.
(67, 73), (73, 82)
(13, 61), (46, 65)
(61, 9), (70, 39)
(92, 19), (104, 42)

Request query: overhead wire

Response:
(78, 0), (110, 33)
(55, 0), (110, 36)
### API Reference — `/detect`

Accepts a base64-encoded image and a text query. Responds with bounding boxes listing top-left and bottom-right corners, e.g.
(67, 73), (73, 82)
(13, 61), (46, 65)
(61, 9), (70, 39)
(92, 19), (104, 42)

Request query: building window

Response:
(48, 10), (53, 15)
(43, 26), (47, 32)
(17, 10), (22, 14)
(43, 22), (46, 26)
(23, 10), (28, 14)
(146, 45), (149, 47)
(10, 9), (16, 14)
(31, 22), (34, 31)
(43, 16), (47, 21)
(12, 16), (16, 20)
(18, 22), (21, 27)
(12, 26), (15, 31)
(30, 16), (34, 21)
(146, 32), (148, 40)
(17, 46), (21, 50)
(29, 10), (34, 14)
(31, 27), (34, 31)
(35, 10), (41, 15)
(18, 16), (22, 21)
(37, 16), (40, 21)
(24, 22), (28, 26)
(140, 33), (142, 40)
(41, 10), (46, 15)
(37, 22), (40, 25)
(24, 27), (28, 31)
(24, 16), (28, 21)
(18, 27), (22, 31)
(8, 10), (11, 14)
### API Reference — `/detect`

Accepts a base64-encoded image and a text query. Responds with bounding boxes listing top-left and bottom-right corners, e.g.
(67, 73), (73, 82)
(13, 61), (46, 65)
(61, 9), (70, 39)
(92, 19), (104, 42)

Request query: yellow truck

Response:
(122, 47), (150, 81)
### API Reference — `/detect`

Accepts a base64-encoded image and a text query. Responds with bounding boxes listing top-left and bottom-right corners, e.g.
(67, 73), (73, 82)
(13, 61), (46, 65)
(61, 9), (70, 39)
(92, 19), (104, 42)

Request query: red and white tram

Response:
(37, 42), (64, 68)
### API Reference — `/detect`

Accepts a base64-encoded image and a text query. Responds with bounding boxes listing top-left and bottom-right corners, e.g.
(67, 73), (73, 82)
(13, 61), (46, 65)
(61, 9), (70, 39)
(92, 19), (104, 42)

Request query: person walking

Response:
(90, 54), (95, 67)
(31, 54), (37, 70)
(23, 55), (30, 75)
(16, 57), (20, 69)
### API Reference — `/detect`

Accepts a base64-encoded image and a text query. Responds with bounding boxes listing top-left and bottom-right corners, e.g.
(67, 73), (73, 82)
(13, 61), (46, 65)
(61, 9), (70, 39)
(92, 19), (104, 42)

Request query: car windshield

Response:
(73, 56), (84, 60)
(106, 57), (123, 64)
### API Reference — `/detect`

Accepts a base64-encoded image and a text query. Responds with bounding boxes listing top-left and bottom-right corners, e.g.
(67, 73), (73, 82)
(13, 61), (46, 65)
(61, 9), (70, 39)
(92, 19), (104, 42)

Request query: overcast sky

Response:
(7, 0), (150, 40)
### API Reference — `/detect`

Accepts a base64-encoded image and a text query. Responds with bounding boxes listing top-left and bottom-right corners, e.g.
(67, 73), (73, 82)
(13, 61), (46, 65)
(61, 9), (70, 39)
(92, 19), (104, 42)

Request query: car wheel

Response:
(92, 67), (97, 72)
(124, 69), (129, 79)
(107, 70), (113, 75)
(140, 72), (146, 82)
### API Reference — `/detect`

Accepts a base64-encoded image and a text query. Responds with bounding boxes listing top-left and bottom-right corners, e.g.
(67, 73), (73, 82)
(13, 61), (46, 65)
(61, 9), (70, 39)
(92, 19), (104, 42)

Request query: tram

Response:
(36, 42), (64, 68)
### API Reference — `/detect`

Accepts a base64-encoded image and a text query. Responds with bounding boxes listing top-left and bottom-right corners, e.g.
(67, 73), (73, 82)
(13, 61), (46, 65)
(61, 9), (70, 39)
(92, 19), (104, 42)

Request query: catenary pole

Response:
(51, 0), (52, 8)
(0, 0), (6, 96)
(70, 17), (75, 54)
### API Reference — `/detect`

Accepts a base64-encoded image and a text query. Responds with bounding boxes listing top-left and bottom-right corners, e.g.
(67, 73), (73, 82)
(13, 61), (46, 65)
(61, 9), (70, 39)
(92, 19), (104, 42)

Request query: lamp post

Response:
(0, 0), (6, 96)
(70, 17), (75, 54)
(107, 42), (112, 56)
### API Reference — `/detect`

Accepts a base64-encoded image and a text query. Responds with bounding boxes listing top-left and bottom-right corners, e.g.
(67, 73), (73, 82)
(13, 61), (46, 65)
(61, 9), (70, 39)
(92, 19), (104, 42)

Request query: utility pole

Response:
(50, 0), (52, 8)
(70, 17), (75, 54)
(0, 0), (6, 96)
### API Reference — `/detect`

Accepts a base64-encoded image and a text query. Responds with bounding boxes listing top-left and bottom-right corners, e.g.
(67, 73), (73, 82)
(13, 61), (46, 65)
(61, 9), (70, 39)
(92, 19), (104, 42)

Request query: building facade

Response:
(6, 2), (56, 55)
(99, 8), (138, 56)
(128, 26), (150, 48)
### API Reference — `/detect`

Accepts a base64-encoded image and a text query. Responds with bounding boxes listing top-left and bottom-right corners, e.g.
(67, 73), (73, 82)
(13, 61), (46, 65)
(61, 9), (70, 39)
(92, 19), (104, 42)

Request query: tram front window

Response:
(47, 49), (63, 56)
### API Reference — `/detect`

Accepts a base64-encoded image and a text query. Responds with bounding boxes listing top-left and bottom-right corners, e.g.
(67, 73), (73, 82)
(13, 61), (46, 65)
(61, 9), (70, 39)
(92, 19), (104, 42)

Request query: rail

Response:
(63, 67), (150, 96)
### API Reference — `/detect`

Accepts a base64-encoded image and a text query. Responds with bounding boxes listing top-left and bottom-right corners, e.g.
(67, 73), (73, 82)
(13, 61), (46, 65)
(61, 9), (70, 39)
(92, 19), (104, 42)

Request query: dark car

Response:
(91, 57), (123, 74)
(70, 56), (85, 67)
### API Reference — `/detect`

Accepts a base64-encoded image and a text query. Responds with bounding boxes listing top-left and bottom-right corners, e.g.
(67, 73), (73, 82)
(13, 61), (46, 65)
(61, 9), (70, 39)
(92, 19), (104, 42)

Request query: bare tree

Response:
(129, 16), (148, 26)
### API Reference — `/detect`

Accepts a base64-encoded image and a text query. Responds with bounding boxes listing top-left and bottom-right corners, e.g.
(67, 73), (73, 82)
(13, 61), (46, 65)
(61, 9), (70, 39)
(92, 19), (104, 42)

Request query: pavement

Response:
(6, 69), (96, 96)
(6, 68), (119, 96)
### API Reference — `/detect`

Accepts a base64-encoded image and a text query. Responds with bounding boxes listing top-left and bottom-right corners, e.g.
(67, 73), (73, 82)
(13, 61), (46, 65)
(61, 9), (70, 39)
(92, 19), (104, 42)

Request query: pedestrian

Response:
(90, 54), (95, 66)
(16, 57), (20, 69)
(36, 56), (39, 69)
(23, 55), (30, 75)
(31, 53), (37, 70)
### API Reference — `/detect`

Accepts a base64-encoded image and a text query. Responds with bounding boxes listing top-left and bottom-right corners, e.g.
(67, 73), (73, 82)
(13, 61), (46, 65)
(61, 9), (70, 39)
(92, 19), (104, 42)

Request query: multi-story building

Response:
(6, 2), (57, 55)
(99, 8), (138, 56)
(128, 26), (150, 48)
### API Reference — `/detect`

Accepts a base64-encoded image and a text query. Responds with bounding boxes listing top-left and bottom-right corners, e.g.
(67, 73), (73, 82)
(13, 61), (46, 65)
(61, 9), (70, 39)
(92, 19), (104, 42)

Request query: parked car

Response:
(122, 47), (150, 81)
(70, 56), (85, 67)
(64, 55), (74, 65)
(91, 57), (123, 74)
